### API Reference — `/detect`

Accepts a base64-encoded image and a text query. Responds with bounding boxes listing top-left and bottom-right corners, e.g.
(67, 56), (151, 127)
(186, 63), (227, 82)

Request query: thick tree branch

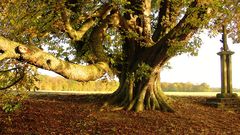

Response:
(0, 36), (110, 81)
(154, 0), (211, 47)
(88, 20), (109, 62)
(87, 9), (121, 63)
(152, 0), (170, 42)
(138, 0), (212, 67)
(142, 0), (152, 40)
(62, 3), (114, 41)
(120, 0), (153, 45)
(152, 0), (183, 42)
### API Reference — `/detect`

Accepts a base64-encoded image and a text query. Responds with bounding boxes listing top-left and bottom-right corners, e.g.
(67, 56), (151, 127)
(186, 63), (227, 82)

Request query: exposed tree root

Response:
(102, 73), (175, 112)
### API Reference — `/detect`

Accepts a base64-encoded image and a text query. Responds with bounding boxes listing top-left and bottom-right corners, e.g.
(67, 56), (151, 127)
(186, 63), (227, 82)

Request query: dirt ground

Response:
(1, 94), (240, 135)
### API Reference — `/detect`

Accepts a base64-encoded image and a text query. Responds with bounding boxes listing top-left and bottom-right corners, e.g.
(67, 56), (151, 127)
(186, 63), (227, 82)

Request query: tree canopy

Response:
(0, 0), (239, 112)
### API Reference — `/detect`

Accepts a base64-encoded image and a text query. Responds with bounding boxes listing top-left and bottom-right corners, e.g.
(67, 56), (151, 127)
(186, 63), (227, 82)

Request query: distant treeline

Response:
(161, 82), (211, 92)
(210, 87), (240, 92)
(161, 82), (240, 92)
(36, 75), (118, 92)
(35, 75), (239, 92)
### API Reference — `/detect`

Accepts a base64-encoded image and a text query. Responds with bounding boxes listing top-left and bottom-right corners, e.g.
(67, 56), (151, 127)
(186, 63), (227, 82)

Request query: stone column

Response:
(227, 53), (233, 94)
(217, 50), (235, 98)
(218, 51), (227, 94)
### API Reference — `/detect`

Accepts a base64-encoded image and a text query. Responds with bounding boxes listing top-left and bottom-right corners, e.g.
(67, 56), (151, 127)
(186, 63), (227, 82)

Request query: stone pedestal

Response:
(206, 96), (240, 111)
(206, 50), (240, 111)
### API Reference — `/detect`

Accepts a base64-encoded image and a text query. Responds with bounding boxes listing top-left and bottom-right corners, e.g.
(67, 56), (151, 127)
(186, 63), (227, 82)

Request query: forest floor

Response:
(1, 94), (240, 135)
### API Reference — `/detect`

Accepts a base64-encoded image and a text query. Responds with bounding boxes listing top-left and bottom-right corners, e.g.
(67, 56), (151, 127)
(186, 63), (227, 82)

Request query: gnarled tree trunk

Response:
(109, 65), (174, 112)
(103, 0), (211, 112)
(105, 37), (174, 112)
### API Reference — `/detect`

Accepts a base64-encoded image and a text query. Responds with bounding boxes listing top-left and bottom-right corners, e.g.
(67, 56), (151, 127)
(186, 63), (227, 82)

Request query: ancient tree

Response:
(0, 0), (239, 112)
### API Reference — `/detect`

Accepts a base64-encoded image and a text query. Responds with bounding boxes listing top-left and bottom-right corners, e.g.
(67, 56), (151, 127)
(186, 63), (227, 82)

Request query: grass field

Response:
(31, 90), (240, 97)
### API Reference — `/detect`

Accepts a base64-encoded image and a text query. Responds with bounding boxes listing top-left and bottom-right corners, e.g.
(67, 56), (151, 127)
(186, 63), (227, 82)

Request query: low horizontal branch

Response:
(0, 36), (110, 81)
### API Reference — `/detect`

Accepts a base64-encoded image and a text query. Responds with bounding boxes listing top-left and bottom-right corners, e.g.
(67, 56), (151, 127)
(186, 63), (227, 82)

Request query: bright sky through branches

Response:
(161, 33), (240, 88)
(39, 32), (240, 88)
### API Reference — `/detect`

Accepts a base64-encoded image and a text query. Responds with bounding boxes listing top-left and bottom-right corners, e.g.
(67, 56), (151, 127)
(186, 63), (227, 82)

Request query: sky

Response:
(161, 33), (240, 88)
(39, 32), (240, 89)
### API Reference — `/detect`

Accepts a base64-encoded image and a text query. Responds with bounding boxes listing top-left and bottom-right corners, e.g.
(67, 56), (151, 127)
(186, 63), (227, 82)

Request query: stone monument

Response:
(216, 25), (237, 98)
(207, 25), (240, 111)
